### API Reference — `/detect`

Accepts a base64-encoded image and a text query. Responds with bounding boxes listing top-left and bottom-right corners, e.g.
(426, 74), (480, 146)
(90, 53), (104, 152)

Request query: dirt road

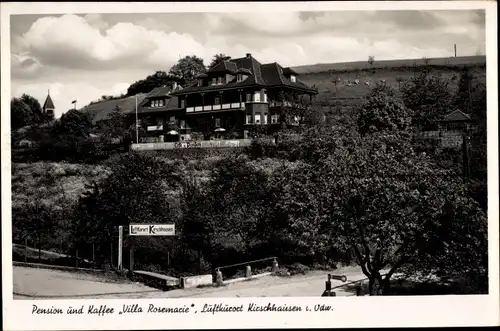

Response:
(13, 266), (369, 299)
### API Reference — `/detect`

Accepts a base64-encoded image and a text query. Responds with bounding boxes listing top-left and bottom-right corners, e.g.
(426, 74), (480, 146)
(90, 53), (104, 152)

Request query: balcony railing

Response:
(147, 125), (164, 131)
(186, 102), (246, 113)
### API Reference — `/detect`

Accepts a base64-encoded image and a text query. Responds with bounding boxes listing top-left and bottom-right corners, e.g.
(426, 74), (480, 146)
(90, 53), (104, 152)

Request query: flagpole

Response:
(135, 94), (139, 144)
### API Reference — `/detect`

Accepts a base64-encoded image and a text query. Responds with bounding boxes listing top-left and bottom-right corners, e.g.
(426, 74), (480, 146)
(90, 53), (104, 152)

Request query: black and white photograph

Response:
(1, 1), (498, 330)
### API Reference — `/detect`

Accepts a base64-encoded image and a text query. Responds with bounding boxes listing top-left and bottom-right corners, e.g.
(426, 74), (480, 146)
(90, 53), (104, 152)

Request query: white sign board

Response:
(129, 224), (175, 236)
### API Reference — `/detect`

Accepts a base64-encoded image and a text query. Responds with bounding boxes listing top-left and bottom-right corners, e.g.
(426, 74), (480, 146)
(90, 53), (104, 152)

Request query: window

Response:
(271, 114), (279, 124)
(159, 99), (164, 107)
(254, 113), (261, 125)
(246, 93), (252, 102)
(254, 92), (261, 102)
(214, 96), (221, 105)
(212, 78), (217, 85)
(217, 77), (223, 84)
(198, 79), (203, 87)
(180, 99), (185, 108)
(290, 75), (297, 83)
(264, 113), (268, 125)
(169, 116), (175, 124)
(180, 120), (186, 129)
(246, 115), (253, 124)
(237, 74), (243, 82)
(215, 118), (221, 127)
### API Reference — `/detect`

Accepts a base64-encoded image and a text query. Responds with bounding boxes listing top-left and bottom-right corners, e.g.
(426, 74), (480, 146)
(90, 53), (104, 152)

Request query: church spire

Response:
(42, 90), (55, 115)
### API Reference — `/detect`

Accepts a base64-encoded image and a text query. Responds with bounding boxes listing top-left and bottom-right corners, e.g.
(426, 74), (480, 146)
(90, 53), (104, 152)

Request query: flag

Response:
(71, 100), (77, 104)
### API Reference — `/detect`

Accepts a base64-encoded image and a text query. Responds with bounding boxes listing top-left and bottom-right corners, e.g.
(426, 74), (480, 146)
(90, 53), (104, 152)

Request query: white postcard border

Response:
(1, 1), (499, 330)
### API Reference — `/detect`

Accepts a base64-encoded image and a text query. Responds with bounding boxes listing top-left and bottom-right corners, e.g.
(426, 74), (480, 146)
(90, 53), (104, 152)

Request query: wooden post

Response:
(110, 243), (114, 268)
(75, 249), (79, 268)
(118, 226), (123, 271)
(92, 243), (95, 261)
(216, 269), (223, 286)
(167, 251), (170, 267)
(38, 233), (41, 263)
(24, 238), (28, 263)
(129, 247), (134, 272)
(245, 265), (252, 278)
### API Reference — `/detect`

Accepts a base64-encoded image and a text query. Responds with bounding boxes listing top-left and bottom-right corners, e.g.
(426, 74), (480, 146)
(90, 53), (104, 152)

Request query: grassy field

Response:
(291, 55), (486, 74)
(295, 55), (486, 103)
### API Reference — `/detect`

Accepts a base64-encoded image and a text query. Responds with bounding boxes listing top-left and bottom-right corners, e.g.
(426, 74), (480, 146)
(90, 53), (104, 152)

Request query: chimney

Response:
(246, 53), (252, 58)
(172, 81), (178, 90)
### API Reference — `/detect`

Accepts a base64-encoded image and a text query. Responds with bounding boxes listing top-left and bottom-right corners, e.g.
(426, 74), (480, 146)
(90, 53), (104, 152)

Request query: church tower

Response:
(42, 90), (55, 117)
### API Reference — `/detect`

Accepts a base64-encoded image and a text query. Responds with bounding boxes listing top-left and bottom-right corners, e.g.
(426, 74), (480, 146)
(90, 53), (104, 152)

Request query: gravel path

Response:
(13, 265), (370, 299)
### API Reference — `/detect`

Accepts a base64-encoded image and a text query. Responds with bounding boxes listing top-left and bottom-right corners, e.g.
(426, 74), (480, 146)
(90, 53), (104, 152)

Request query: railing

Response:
(130, 138), (256, 151)
(185, 103), (246, 113)
(147, 125), (163, 131)
(215, 257), (279, 285)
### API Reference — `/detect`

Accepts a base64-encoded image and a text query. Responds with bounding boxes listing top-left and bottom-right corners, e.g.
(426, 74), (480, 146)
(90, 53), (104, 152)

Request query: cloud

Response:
(11, 53), (43, 78)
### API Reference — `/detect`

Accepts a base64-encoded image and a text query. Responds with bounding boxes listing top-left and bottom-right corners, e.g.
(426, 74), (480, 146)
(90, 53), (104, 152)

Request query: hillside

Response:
(291, 55), (486, 75)
(295, 56), (486, 104)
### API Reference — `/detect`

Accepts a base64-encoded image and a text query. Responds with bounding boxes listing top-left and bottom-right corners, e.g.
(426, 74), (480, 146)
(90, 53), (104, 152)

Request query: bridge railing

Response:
(214, 257), (278, 285)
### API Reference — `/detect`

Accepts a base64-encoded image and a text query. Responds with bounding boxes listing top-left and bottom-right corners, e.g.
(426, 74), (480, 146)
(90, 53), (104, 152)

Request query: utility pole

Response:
(454, 44), (457, 58)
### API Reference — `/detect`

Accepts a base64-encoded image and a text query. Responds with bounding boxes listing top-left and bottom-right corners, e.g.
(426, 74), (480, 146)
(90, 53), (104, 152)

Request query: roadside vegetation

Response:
(11, 57), (487, 295)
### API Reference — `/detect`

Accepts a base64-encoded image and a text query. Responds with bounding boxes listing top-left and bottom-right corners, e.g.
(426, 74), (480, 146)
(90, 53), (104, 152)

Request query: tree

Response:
(273, 129), (487, 295)
(208, 53), (231, 69)
(395, 76), (404, 90)
(169, 55), (207, 87)
(453, 67), (474, 114)
(401, 71), (453, 131)
(20, 94), (44, 124)
(357, 84), (413, 135)
(368, 56), (375, 68)
(11, 98), (33, 130)
(98, 105), (128, 143)
(71, 153), (183, 268)
(272, 91), (313, 130)
(126, 71), (177, 96)
(36, 109), (95, 161)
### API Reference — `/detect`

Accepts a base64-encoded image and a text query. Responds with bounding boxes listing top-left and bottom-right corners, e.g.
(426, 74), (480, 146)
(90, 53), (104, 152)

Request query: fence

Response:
(214, 257), (278, 285)
(130, 139), (256, 151)
(12, 239), (107, 270)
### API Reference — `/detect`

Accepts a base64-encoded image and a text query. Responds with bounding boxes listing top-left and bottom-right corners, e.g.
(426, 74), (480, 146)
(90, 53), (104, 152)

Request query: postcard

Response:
(1, 1), (498, 329)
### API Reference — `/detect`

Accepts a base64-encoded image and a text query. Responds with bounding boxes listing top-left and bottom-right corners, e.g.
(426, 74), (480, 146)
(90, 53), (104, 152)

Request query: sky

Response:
(10, 9), (486, 118)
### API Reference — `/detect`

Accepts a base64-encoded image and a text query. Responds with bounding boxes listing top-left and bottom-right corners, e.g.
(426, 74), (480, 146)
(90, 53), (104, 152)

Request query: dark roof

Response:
(146, 86), (171, 98)
(43, 94), (55, 110)
(282, 67), (299, 76)
(441, 110), (473, 122)
(260, 62), (315, 91)
(81, 94), (147, 124)
(135, 85), (184, 114)
(171, 54), (316, 95)
(134, 96), (182, 115)
(208, 60), (237, 74)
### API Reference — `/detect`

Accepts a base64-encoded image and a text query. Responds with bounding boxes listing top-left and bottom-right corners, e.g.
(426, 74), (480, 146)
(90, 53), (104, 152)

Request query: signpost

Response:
(129, 224), (175, 236)
(116, 224), (175, 272)
(118, 226), (123, 270)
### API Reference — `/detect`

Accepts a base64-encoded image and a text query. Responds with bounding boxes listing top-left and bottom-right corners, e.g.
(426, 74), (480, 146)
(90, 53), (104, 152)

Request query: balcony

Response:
(186, 102), (246, 113)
